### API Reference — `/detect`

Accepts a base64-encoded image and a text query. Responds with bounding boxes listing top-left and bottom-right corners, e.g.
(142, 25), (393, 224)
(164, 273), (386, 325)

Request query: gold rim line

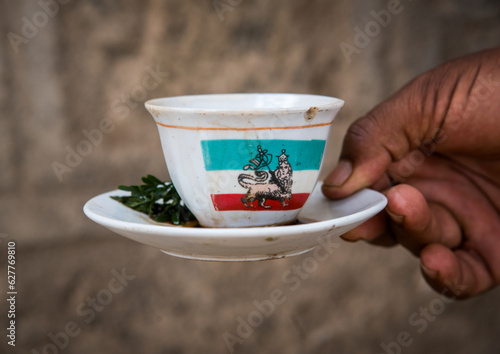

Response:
(155, 121), (333, 131)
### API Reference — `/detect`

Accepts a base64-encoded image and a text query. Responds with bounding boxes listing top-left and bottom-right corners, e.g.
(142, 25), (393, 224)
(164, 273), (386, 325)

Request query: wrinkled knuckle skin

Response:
(345, 114), (380, 145)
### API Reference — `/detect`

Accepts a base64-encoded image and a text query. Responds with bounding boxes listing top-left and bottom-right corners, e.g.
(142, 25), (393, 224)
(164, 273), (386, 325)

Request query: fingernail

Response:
(386, 209), (404, 224)
(324, 159), (352, 187)
(421, 264), (438, 278)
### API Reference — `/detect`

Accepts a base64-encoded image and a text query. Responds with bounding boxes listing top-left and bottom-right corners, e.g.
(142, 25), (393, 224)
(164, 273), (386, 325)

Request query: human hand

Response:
(322, 48), (500, 298)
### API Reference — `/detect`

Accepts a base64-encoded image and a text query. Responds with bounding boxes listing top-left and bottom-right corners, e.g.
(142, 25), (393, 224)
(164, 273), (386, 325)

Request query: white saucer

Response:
(83, 183), (387, 261)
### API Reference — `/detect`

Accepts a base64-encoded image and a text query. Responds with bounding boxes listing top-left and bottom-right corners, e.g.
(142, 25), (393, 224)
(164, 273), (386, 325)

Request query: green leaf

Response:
(171, 209), (180, 225)
(147, 174), (164, 185)
(110, 174), (197, 226)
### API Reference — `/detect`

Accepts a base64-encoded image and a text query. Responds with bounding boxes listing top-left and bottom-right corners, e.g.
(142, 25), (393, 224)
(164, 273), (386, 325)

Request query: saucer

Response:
(83, 183), (387, 261)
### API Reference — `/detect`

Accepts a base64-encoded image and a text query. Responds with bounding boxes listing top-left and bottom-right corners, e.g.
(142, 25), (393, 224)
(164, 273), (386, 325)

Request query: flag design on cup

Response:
(201, 139), (326, 211)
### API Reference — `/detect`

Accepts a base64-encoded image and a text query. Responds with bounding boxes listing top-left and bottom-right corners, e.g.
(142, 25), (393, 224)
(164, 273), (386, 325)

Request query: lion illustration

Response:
(238, 149), (293, 209)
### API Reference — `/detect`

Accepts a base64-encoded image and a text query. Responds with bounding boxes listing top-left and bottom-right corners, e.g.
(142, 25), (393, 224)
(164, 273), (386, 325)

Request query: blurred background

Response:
(1, 0), (500, 353)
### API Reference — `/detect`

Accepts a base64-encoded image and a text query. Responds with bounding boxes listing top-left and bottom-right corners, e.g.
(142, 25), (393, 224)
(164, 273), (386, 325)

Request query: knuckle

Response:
(345, 114), (380, 144)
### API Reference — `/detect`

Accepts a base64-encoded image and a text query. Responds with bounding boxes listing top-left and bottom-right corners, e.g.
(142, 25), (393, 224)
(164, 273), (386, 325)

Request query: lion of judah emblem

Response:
(237, 145), (293, 209)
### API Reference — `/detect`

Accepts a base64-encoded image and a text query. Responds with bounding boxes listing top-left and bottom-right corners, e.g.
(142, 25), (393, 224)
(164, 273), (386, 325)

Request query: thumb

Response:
(322, 48), (499, 199)
(322, 77), (439, 199)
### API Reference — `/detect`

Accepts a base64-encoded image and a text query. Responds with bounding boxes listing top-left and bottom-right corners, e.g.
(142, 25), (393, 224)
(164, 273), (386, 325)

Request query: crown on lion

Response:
(278, 149), (289, 162)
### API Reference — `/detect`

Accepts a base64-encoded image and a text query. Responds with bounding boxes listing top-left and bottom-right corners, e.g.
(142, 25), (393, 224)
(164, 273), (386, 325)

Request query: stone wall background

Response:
(1, 0), (500, 353)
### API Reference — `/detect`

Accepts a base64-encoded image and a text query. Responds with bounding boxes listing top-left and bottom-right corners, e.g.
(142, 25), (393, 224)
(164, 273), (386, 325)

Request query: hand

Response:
(322, 47), (500, 298)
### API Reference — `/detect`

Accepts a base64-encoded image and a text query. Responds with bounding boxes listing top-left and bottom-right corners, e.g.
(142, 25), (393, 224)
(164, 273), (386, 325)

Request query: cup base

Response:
(197, 218), (300, 229)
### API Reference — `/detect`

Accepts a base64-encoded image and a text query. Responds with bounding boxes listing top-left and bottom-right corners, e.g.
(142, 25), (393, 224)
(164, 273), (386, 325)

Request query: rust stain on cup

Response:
(305, 106), (319, 121)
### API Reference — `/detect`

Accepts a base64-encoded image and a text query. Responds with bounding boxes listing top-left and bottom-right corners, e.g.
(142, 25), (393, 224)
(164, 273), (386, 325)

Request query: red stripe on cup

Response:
(210, 193), (310, 211)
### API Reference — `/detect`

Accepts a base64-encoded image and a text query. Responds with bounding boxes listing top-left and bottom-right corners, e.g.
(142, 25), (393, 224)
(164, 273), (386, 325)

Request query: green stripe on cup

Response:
(201, 139), (326, 171)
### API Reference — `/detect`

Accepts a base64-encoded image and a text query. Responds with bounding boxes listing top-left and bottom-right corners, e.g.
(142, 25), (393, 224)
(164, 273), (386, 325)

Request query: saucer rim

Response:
(83, 187), (387, 239)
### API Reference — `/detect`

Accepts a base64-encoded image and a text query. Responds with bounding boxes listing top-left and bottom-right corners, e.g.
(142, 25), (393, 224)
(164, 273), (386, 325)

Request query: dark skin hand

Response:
(323, 47), (500, 299)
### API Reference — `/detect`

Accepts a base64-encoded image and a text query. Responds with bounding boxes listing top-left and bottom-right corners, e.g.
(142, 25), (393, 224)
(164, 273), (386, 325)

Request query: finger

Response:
(340, 210), (397, 247)
(420, 243), (497, 299)
(385, 184), (462, 256)
(371, 173), (394, 191)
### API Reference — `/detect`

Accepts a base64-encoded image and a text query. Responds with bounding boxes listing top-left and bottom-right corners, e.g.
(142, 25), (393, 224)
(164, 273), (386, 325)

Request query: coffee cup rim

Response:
(145, 93), (345, 115)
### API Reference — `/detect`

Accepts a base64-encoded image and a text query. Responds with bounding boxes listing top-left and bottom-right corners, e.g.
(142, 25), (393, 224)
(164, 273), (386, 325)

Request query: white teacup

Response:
(145, 93), (344, 227)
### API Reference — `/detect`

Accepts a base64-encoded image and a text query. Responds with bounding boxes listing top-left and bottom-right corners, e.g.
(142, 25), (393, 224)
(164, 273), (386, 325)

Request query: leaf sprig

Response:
(111, 174), (197, 225)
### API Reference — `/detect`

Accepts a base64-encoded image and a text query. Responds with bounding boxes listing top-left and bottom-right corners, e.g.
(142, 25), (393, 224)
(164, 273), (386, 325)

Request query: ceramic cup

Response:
(145, 93), (344, 228)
